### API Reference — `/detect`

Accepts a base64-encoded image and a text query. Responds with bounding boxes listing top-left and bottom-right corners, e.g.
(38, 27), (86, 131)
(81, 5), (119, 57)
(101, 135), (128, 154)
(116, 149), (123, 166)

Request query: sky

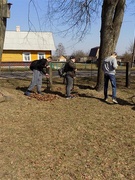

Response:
(6, 0), (135, 56)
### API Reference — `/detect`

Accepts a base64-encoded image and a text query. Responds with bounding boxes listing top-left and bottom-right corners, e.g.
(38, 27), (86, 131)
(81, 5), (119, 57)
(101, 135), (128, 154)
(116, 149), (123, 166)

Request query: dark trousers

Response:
(104, 73), (117, 99)
(65, 75), (73, 97)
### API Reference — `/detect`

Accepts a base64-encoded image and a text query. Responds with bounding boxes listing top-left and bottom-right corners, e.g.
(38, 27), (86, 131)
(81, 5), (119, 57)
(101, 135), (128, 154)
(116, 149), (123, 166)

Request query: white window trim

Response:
(23, 52), (31, 61)
(38, 52), (46, 59)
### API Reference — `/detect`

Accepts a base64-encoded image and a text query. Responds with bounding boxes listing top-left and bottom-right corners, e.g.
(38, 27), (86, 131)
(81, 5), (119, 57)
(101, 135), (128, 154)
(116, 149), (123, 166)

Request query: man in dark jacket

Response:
(24, 56), (52, 96)
(65, 56), (77, 99)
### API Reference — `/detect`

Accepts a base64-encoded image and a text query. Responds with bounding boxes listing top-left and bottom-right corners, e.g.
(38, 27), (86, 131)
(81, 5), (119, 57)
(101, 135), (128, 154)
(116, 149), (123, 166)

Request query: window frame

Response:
(23, 52), (31, 61)
(38, 52), (45, 60)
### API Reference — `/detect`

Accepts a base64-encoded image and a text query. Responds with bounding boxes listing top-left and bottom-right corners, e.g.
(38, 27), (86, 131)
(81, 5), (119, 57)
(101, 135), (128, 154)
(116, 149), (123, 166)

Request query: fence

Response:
(0, 61), (135, 88)
(0, 62), (31, 69)
(0, 61), (96, 70)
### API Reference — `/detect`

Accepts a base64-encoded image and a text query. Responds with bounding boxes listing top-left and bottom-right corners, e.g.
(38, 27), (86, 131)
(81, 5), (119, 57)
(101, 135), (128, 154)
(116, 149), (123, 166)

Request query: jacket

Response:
(102, 56), (118, 75)
(30, 59), (49, 74)
(65, 60), (76, 77)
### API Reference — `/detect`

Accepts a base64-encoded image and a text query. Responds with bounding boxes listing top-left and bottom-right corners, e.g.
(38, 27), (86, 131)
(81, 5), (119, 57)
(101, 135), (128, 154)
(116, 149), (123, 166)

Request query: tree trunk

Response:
(96, 0), (126, 91)
(132, 38), (135, 66)
(0, 0), (7, 67)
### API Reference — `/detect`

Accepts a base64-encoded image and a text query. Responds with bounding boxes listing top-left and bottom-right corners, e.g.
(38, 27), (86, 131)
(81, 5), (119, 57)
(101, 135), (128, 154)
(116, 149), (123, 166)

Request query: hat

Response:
(70, 56), (75, 59)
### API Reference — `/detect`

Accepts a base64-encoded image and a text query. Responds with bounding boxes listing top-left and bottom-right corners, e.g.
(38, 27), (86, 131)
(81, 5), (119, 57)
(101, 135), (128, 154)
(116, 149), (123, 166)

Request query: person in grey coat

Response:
(24, 57), (52, 96)
(102, 52), (118, 104)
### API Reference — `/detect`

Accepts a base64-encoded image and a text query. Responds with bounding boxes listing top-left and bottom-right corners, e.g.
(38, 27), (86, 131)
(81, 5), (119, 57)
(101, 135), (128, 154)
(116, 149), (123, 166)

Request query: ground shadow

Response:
(16, 86), (65, 98)
(116, 97), (134, 106)
(16, 86), (28, 93)
(76, 84), (95, 90)
(43, 88), (65, 97)
(78, 93), (135, 108)
(16, 84), (135, 110)
(78, 93), (113, 105)
(132, 106), (135, 111)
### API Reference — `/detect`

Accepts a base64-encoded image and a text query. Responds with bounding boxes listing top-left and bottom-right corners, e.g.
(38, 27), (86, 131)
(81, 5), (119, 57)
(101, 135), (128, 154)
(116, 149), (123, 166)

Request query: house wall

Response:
(2, 50), (52, 62)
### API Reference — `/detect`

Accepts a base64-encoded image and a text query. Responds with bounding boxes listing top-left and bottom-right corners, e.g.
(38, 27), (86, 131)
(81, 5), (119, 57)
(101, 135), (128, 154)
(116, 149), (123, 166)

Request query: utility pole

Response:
(0, 0), (12, 65)
(132, 37), (135, 66)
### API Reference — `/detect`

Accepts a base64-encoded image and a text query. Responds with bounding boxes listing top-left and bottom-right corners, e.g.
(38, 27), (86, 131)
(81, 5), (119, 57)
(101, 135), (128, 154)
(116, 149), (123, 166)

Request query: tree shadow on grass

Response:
(16, 86), (65, 98)
(78, 93), (135, 110)
(16, 85), (135, 110)
(16, 86), (28, 93)
(132, 106), (135, 110)
(76, 84), (95, 90)
(43, 88), (65, 97)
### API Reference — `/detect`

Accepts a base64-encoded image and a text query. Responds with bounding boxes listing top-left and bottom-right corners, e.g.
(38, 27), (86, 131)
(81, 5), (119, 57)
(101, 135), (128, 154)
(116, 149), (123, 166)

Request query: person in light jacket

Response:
(102, 52), (118, 104)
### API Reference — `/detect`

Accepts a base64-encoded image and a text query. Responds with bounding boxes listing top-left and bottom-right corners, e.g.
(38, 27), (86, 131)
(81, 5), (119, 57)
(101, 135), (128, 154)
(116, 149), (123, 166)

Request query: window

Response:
(23, 52), (31, 61)
(38, 52), (45, 59)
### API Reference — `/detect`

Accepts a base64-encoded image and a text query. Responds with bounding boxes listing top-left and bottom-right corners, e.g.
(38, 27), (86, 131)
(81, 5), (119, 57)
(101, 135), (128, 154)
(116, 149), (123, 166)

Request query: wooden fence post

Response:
(125, 62), (131, 88)
(47, 62), (53, 90)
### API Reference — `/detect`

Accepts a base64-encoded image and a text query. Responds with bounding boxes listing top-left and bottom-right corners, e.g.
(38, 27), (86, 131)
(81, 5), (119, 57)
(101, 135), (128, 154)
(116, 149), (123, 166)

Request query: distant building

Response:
(80, 57), (88, 62)
(89, 46), (99, 61)
(58, 55), (67, 62)
(2, 26), (56, 62)
(89, 47), (123, 63)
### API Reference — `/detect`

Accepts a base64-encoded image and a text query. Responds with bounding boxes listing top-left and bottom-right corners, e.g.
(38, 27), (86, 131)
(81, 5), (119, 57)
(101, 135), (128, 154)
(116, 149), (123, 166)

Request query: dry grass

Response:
(0, 75), (135, 180)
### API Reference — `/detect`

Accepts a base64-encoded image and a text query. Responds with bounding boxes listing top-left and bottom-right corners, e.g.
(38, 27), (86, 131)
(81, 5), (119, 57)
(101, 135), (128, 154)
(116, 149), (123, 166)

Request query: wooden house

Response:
(89, 46), (99, 61)
(2, 27), (56, 62)
(58, 55), (67, 62)
(89, 47), (122, 63)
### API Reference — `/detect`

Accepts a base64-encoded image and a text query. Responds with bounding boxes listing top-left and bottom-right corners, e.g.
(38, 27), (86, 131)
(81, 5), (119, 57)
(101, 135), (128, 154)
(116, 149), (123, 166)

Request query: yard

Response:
(0, 74), (135, 179)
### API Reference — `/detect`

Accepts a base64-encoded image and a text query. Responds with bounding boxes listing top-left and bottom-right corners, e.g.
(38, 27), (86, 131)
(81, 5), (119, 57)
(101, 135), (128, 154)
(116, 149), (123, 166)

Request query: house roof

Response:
(89, 46), (99, 57)
(58, 55), (67, 60)
(3, 31), (56, 51)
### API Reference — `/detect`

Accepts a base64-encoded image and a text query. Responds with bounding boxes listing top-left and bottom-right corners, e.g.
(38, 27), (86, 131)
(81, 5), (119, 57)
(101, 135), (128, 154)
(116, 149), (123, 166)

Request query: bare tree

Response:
(0, 0), (7, 63)
(122, 52), (132, 62)
(132, 38), (135, 64)
(96, 0), (125, 90)
(0, 1), (131, 91)
(55, 43), (66, 57)
(72, 50), (87, 62)
(47, 0), (127, 91)
(47, 0), (101, 41)
(122, 41), (135, 63)
(0, 0), (11, 67)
